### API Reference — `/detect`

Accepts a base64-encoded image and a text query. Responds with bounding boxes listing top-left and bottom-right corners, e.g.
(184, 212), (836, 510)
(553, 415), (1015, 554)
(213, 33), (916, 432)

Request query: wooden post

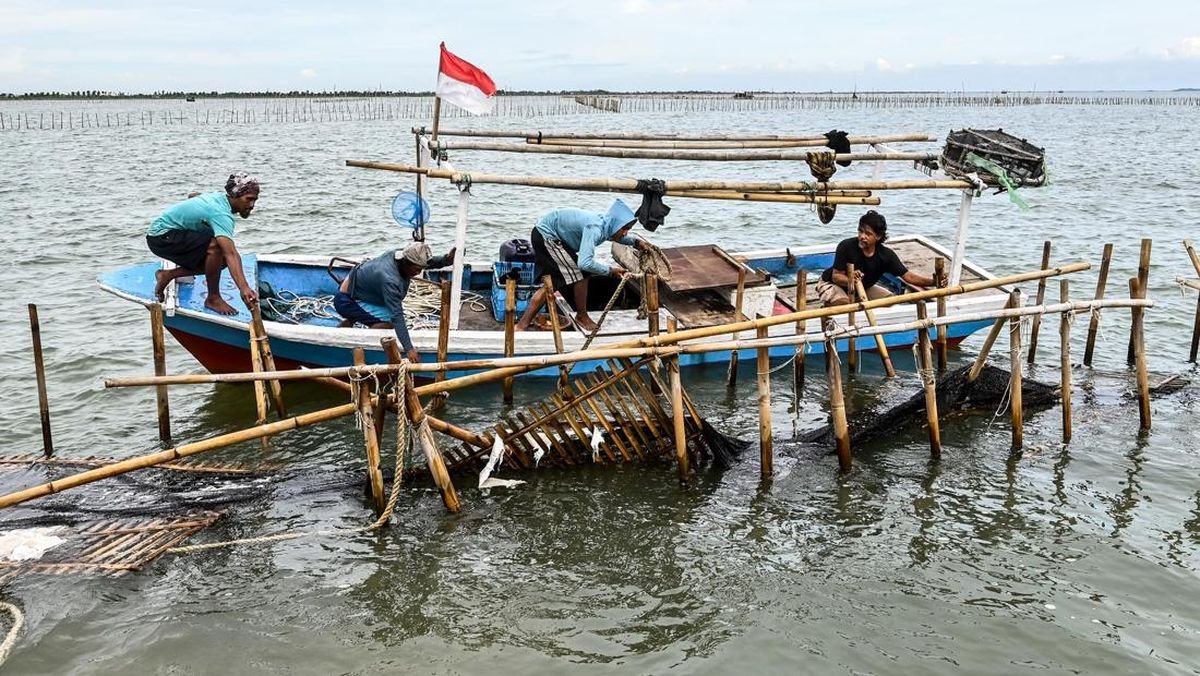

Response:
(1083, 243), (1113, 366)
(968, 290), (1019, 383)
(1009, 297), (1024, 450)
(726, 267), (746, 387)
(248, 303), (286, 418)
(1027, 241), (1052, 365)
(935, 257), (948, 371)
(824, 320), (852, 471)
(757, 324), (773, 478)
(353, 348), (386, 515)
(541, 275), (571, 391)
(667, 318), (689, 482)
(1127, 238), (1152, 365)
(384, 337), (461, 513)
(794, 269), (807, 390)
(150, 304), (172, 444)
(1129, 278), (1151, 431)
(845, 263), (858, 373)
(502, 278), (516, 404)
(246, 311), (270, 450)
(434, 281), (452, 390)
(28, 304), (54, 457)
(645, 272), (660, 336)
(1059, 280), (1073, 443)
(852, 277), (896, 377)
(915, 302), (941, 458)
(1185, 240), (1200, 362)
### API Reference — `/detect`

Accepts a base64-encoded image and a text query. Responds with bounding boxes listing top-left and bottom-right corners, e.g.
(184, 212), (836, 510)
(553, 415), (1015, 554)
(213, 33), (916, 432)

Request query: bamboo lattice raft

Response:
(0, 511), (222, 584)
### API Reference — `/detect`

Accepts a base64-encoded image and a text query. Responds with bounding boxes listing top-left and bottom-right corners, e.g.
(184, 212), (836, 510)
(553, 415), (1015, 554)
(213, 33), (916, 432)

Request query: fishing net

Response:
(391, 191), (430, 230)
(799, 364), (1060, 447)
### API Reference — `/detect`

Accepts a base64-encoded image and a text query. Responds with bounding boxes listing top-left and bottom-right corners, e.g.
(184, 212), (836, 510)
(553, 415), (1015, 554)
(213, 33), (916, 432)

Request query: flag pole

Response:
(431, 97), (442, 143)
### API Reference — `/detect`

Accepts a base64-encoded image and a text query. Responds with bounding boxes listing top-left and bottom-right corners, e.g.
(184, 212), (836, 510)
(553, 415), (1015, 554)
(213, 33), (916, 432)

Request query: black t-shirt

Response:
(820, 237), (908, 288)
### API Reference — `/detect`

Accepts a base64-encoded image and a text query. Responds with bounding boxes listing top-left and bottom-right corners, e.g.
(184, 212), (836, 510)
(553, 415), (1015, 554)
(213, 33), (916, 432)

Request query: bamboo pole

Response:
(385, 338), (461, 513)
(664, 190), (880, 206)
(345, 160), (976, 193)
(667, 319), (689, 482)
(0, 403), (358, 509)
(541, 275), (571, 391)
(28, 304), (53, 457)
(503, 278), (516, 404)
(825, 321), (852, 471)
(1083, 243), (1113, 366)
(1060, 280), (1073, 443)
(353, 348), (386, 515)
(915, 301), (941, 458)
(934, 257), (948, 371)
(1184, 240), (1200, 363)
(524, 136), (930, 149)
(726, 267), (746, 387)
(1129, 278), (1151, 431)
(794, 270), (808, 389)
(757, 325), (773, 479)
(853, 277), (895, 377)
(430, 140), (936, 163)
(846, 264), (858, 373)
(968, 291), (1019, 383)
(150, 304), (171, 444)
(1027, 241), (1052, 365)
(423, 128), (936, 144)
(1010, 297), (1024, 450)
(250, 302), (286, 418)
(1127, 239), (1152, 365)
(434, 281), (452, 393)
(247, 312), (269, 428)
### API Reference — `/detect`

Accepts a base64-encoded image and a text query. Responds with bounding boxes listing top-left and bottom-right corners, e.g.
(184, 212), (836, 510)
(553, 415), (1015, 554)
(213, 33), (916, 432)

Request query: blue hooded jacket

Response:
(534, 199), (637, 276)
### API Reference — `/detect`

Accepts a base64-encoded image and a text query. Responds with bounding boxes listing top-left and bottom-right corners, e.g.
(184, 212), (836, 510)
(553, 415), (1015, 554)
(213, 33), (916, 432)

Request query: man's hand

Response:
(406, 348), (421, 363)
(609, 266), (629, 278)
(635, 239), (652, 252)
(445, 248), (457, 263)
(240, 287), (259, 307)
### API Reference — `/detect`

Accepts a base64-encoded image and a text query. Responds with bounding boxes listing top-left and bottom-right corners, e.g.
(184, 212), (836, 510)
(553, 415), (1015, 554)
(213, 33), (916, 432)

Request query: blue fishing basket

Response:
(491, 261), (539, 322)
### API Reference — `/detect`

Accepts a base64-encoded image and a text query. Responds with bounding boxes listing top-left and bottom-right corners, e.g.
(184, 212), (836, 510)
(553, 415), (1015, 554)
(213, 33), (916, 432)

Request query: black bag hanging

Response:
(635, 178), (671, 232)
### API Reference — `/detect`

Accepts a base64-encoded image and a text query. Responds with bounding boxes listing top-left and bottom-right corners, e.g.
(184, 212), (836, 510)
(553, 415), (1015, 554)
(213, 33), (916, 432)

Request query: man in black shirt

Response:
(815, 210), (942, 306)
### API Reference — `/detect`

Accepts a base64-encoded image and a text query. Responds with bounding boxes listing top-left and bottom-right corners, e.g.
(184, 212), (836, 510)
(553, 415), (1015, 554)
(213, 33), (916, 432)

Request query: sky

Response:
(1, 0), (1197, 94)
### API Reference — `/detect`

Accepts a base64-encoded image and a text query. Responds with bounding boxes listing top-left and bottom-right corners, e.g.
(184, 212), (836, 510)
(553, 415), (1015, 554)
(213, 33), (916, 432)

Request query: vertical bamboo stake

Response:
(353, 348), (386, 515)
(794, 269), (808, 390)
(824, 320), (852, 471)
(853, 277), (896, 377)
(434, 281), (451, 390)
(1184, 240), (1200, 362)
(1083, 243), (1113, 366)
(667, 318), (689, 482)
(1129, 278), (1151, 431)
(247, 313), (270, 451)
(28, 304), (54, 457)
(726, 267), (747, 387)
(1127, 239), (1152, 365)
(1059, 280), (1073, 443)
(1027, 241), (1052, 365)
(935, 257), (948, 371)
(249, 302), (286, 418)
(968, 291), (1019, 383)
(150, 304), (172, 444)
(645, 272), (660, 336)
(541, 275), (570, 391)
(756, 324), (773, 478)
(845, 263), (858, 373)
(502, 278), (516, 404)
(1009, 296), (1024, 450)
(915, 301), (941, 458)
(385, 337), (461, 513)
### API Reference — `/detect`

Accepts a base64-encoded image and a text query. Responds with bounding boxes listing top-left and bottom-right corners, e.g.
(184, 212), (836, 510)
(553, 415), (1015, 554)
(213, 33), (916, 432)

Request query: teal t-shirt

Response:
(147, 192), (236, 239)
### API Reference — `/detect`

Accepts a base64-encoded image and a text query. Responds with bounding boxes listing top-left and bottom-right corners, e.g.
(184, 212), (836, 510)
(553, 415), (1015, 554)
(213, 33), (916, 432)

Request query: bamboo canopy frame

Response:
(418, 127), (937, 144)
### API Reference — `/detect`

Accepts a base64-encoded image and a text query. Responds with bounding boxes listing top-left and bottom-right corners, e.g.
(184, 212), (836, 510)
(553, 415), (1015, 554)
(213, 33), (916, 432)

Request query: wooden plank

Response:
(660, 245), (768, 293)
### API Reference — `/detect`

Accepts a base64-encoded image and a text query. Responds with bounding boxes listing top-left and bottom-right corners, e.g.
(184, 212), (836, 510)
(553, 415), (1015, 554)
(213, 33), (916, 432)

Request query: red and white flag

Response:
(436, 42), (496, 115)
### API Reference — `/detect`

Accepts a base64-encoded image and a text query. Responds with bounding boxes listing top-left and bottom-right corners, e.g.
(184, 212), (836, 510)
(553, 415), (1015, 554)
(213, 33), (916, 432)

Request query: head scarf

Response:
(395, 243), (432, 267)
(225, 171), (260, 197)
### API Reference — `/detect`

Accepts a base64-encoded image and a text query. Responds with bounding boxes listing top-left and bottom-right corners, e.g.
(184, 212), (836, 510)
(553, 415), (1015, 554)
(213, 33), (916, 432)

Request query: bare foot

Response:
(154, 269), (170, 301)
(574, 316), (598, 333)
(204, 295), (239, 315)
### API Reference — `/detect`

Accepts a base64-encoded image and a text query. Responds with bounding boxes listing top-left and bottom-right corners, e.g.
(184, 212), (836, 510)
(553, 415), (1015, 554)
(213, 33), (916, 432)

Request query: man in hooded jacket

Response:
(515, 198), (651, 333)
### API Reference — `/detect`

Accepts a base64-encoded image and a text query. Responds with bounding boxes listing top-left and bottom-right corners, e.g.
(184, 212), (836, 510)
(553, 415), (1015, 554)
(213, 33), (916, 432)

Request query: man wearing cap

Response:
(815, 210), (943, 306)
(334, 243), (456, 362)
(146, 172), (261, 315)
(515, 198), (652, 333)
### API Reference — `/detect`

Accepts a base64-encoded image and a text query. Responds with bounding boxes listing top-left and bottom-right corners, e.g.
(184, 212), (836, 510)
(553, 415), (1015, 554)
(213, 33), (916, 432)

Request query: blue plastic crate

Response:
(493, 260), (538, 287)
(491, 283), (537, 322)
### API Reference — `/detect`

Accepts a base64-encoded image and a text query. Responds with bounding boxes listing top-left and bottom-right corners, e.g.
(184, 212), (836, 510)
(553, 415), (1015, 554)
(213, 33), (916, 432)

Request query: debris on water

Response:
(0, 526), (66, 561)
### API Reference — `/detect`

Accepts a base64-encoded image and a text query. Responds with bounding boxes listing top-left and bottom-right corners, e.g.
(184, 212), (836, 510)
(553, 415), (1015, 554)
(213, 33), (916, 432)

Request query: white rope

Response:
(263, 282), (485, 331)
(0, 601), (24, 668)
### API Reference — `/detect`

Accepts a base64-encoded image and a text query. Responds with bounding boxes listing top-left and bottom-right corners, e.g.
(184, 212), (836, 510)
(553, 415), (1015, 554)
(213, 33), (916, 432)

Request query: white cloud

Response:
(0, 47), (25, 74)
(875, 58), (893, 71)
(1167, 36), (1200, 59)
(300, 68), (318, 79)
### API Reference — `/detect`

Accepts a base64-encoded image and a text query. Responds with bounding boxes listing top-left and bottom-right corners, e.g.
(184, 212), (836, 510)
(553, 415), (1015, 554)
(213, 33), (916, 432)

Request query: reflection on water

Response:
(1, 99), (1200, 673)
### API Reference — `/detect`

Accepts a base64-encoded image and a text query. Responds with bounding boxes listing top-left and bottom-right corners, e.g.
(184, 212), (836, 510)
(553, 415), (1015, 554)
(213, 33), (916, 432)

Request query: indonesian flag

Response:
(436, 42), (497, 115)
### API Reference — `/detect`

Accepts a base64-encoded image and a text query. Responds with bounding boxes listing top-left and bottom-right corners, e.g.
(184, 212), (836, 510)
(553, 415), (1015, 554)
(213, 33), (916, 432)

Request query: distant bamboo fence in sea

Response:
(1, 92), (1197, 131)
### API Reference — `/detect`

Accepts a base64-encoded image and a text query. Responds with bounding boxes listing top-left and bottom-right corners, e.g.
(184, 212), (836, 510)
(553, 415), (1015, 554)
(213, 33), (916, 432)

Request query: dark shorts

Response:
(531, 228), (588, 291)
(334, 291), (385, 326)
(146, 228), (213, 272)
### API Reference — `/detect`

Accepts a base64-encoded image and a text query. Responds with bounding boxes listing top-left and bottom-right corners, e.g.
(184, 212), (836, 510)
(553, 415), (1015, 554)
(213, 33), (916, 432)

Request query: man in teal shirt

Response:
(146, 172), (260, 315)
